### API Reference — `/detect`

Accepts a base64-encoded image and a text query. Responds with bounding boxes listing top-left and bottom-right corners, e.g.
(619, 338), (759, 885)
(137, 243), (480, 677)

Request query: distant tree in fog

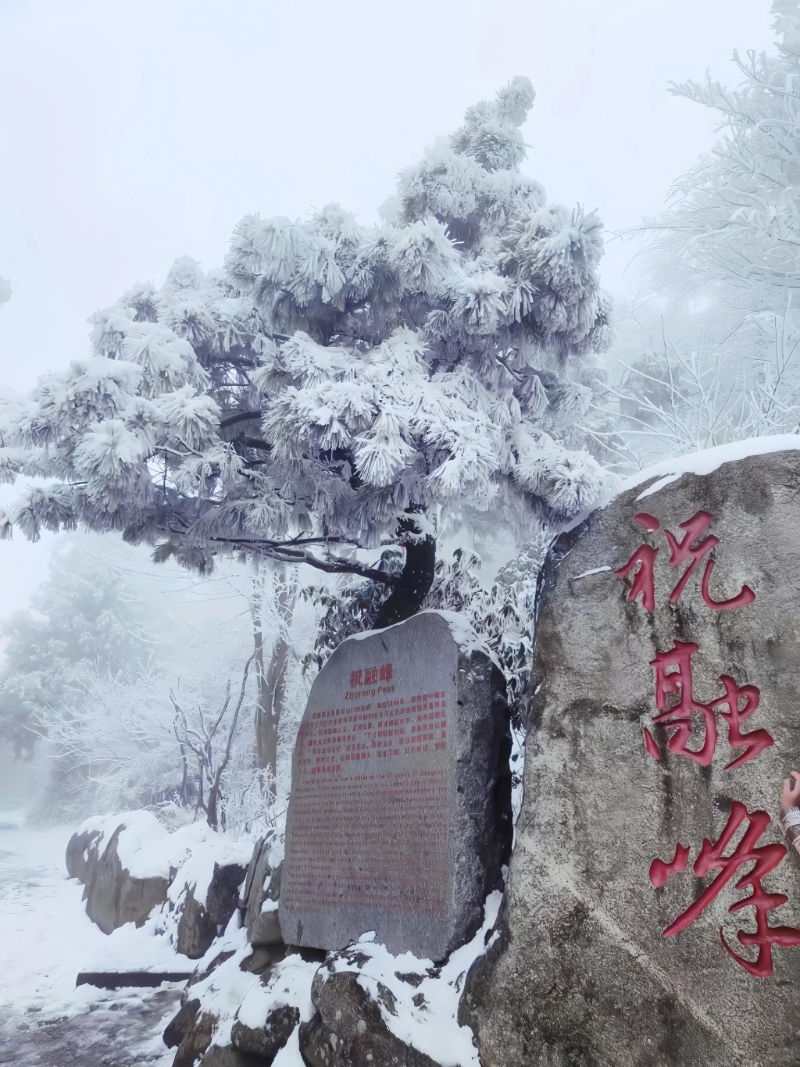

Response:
(643, 0), (800, 322)
(612, 0), (800, 467)
(0, 539), (152, 759)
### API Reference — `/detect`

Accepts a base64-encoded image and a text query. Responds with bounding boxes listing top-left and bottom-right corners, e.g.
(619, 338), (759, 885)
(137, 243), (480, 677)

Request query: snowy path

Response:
(0, 819), (181, 1067)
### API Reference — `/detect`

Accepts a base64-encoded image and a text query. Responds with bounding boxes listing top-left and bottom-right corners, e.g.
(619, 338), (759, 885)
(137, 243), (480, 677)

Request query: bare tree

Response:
(171, 653), (255, 831)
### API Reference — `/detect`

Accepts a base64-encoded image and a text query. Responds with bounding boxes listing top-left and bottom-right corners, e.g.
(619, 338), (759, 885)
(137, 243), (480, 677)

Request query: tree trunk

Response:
(253, 622), (269, 768)
(262, 631), (290, 792)
(373, 532), (436, 629)
(207, 785), (220, 831)
(252, 565), (297, 801)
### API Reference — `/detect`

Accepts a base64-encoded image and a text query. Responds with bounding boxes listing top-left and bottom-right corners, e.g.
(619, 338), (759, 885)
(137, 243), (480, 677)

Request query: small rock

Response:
(177, 863), (247, 959)
(241, 839), (282, 946)
(238, 945), (287, 975)
(231, 1004), (299, 1061)
(164, 998), (200, 1049)
(172, 1010), (217, 1067)
(176, 888), (218, 960)
(198, 1046), (265, 1067)
(249, 908), (282, 949)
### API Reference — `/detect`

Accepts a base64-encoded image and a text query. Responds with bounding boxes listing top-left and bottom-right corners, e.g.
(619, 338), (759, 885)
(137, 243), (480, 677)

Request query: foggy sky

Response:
(0, 0), (777, 613)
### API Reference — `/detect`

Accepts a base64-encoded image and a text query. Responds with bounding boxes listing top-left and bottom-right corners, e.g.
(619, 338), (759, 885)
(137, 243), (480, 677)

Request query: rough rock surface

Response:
(164, 998), (201, 1049)
(231, 1004), (299, 1061)
(299, 967), (439, 1067)
(241, 840), (271, 931)
(198, 1046), (265, 1067)
(176, 862), (247, 958)
(280, 610), (511, 959)
(239, 839), (284, 950)
(65, 828), (103, 883)
(81, 825), (169, 934)
(247, 859), (283, 949)
(464, 450), (800, 1066)
(172, 1010), (217, 1067)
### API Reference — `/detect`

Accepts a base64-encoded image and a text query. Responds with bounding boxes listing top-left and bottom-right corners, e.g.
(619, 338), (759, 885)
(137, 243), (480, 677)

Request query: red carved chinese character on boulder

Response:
(712, 675), (774, 771)
(649, 802), (800, 978)
(616, 510), (755, 612)
(649, 641), (716, 766)
(644, 643), (774, 769)
(664, 510), (755, 609)
(614, 513), (659, 611)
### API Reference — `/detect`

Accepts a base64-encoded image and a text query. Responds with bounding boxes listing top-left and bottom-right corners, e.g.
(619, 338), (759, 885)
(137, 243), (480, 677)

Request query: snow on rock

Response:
(321, 890), (503, 1067)
(347, 608), (499, 667)
(562, 433), (800, 532)
(622, 432), (800, 500)
(78, 810), (173, 880)
(165, 825), (253, 909)
(77, 811), (253, 891)
(237, 955), (317, 1029)
(179, 933), (259, 1046)
(185, 890), (502, 1066)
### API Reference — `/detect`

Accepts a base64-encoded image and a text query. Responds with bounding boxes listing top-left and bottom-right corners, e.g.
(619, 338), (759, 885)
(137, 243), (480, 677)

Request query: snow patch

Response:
(570, 565), (612, 580)
(327, 889), (503, 1066)
(78, 812), (253, 890)
(621, 433), (800, 500)
(237, 955), (317, 1028)
(79, 810), (173, 879)
(347, 609), (499, 667)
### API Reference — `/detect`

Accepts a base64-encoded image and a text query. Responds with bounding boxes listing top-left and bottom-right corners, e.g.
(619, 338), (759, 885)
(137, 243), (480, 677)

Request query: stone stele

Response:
(463, 449), (800, 1067)
(279, 610), (510, 960)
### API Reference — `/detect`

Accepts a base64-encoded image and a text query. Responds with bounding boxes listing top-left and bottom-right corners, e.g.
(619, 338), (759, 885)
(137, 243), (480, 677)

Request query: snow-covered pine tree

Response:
(0, 79), (613, 792)
(0, 78), (610, 624)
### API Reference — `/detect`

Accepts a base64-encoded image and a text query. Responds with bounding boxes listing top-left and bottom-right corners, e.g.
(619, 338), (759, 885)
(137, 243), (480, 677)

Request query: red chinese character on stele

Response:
(645, 641), (774, 769)
(649, 801), (800, 978)
(363, 667), (378, 685)
(379, 663), (393, 682)
(350, 669), (363, 688)
(615, 510), (755, 613)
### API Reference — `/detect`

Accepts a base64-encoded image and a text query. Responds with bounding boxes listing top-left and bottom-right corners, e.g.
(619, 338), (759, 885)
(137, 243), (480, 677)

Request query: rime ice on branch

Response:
(0, 78), (611, 623)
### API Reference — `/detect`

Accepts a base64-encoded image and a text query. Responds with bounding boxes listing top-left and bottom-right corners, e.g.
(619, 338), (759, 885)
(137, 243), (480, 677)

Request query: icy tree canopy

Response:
(0, 78), (611, 577)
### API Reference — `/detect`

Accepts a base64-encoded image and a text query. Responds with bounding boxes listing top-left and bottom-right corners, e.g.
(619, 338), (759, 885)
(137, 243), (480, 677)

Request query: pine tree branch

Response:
(219, 410), (263, 429)
(208, 536), (396, 585)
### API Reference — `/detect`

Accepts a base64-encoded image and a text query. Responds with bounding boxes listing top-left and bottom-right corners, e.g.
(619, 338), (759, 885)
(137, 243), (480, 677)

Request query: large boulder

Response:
(464, 447), (800, 1065)
(280, 610), (511, 960)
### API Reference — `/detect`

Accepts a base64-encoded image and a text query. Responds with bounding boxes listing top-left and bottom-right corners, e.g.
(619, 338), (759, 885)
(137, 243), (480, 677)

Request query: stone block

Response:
(279, 611), (511, 960)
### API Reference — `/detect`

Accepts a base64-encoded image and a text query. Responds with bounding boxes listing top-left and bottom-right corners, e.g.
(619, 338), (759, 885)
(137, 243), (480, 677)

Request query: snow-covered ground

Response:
(0, 813), (181, 1066)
